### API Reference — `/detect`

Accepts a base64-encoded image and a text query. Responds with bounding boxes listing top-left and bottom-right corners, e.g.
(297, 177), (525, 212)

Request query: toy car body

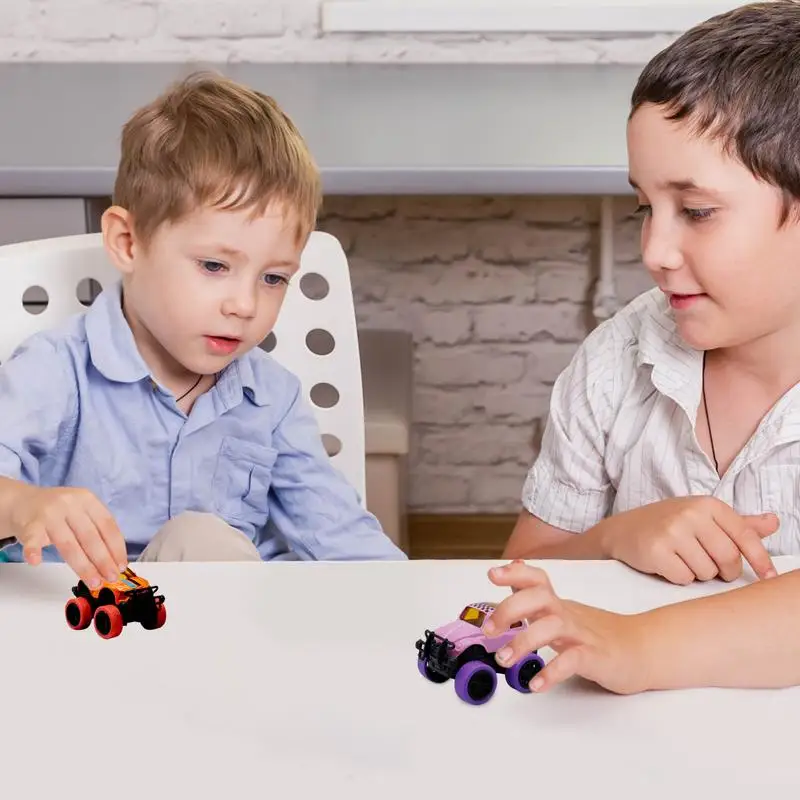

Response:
(415, 601), (544, 705)
(65, 567), (167, 639)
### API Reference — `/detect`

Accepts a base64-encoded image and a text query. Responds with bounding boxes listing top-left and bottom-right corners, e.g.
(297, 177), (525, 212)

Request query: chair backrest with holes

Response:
(0, 231), (366, 502)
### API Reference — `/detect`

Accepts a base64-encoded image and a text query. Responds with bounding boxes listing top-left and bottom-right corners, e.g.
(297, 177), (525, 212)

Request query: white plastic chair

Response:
(0, 231), (366, 502)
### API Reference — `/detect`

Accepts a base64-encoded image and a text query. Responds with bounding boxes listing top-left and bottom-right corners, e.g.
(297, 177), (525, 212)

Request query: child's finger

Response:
(696, 524), (743, 582)
(89, 501), (128, 571)
(488, 560), (553, 592)
(49, 521), (104, 589)
(68, 509), (120, 583)
(494, 613), (565, 668)
(658, 552), (695, 585)
(715, 507), (777, 579)
(23, 544), (42, 566)
(21, 521), (49, 566)
(528, 648), (582, 692)
(485, 584), (559, 635)
(675, 535), (720, 582)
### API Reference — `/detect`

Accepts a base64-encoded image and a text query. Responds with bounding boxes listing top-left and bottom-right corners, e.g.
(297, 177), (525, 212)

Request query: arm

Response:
(639, 568), (800, 690)
(503, 509), (610, 560)
(489, 560), (800, 694)
(0, 335), (77, 538)
(265, 375), (406, 562)
(507, 322), (623, 559)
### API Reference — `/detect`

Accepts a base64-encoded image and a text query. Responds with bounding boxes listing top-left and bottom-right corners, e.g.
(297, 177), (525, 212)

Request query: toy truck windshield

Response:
(459, 606), (487, 627)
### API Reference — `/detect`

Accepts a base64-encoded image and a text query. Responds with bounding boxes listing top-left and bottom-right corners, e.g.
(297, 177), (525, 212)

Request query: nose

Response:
(640, 215), (684, 275)
(221, 282), (257, 319)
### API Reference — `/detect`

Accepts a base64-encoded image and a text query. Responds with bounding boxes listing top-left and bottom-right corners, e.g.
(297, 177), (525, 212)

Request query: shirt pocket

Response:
(213, 436), (279, 524)
(747, 465), (800, 556)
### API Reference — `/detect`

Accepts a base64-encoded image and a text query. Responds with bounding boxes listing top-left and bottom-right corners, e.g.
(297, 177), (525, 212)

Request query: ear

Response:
(101, 206), (139, 276)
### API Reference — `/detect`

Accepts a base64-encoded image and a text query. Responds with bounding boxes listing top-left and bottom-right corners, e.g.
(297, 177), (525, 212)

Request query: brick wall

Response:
(0, 0), (680, 63)
(0, 1), (664, 512)
(319, 195), (654, 513)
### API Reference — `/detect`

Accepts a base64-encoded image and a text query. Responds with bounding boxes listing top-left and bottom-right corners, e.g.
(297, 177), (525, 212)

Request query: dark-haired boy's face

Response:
(627, 102), (800, 352)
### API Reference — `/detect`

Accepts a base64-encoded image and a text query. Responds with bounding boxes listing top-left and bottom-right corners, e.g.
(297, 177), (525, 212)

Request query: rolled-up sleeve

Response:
(264, 375), (406, 561)
(0, 335), (77, 485)
(522, 321), (619, 532)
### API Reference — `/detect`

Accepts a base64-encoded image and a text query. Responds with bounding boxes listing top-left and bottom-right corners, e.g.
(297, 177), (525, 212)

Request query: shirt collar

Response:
(634, 289), (702, 418)
(85, 279), (270, 406)
(84, 279), (150, 384)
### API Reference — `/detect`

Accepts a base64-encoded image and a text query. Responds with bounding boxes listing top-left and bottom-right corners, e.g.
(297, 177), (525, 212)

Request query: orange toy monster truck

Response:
(65, 567), (167, 639)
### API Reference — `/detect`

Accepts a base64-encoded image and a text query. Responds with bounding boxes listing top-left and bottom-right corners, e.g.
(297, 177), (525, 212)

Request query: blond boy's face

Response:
(626, 103), (800, 352)
(107, 202), (304, 384)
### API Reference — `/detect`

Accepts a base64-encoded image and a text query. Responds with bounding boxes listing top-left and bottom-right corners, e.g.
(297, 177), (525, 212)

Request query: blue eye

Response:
(200, 260), (226, 273)
(263, 274), (288, 287)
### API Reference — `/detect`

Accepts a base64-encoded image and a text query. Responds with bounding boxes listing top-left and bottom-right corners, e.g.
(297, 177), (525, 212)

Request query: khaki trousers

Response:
(138, 511), (262, 562)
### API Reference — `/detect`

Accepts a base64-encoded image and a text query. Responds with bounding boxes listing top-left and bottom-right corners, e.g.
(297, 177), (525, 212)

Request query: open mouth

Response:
(205, 335), (242, 353)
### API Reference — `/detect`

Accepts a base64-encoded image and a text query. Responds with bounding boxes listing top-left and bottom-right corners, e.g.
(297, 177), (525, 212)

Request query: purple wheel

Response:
(454, 661), (497, 705)
(418, 658), (449, 684)
(506, 653), (545, 693)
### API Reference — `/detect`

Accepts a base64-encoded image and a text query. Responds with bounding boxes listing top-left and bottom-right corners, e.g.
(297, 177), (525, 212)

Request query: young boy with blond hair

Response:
(490, 1), (800, 693)
(0, 71), (405, 585)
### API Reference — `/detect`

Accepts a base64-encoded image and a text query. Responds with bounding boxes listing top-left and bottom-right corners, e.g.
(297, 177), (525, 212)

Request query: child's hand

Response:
(486, 561), (648, 695)
(597, 497), (778, 585)
(10, 485), (127, 587)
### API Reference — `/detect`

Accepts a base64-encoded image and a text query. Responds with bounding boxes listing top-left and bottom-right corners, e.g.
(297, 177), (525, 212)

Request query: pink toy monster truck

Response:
(415, 601), (544, 705)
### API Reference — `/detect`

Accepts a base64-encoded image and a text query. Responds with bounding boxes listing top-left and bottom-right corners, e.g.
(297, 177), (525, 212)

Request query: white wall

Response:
(0, 0), (743, 63)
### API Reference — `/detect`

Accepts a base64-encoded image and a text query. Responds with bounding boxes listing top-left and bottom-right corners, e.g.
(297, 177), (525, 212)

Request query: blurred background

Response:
(0, 1), (745, 557)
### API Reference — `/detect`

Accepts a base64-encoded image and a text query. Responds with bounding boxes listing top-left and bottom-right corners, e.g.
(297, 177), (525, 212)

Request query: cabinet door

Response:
(0, 199), (89, 307)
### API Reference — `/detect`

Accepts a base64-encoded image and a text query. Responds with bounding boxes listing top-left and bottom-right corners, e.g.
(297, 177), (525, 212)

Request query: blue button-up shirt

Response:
(0, 280), (405, 562)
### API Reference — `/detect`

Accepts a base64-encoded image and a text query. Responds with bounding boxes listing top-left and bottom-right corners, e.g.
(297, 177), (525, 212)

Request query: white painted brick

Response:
(537, 263), (591, 303)
(470, 470), (528, 511)
(421, 308), (472, 345)
(356, 304), (471, 345)
(0, 3), (25, 37)
(475, 385), (552, 424)
(161, 3), (285, 39)
(475, 224), (590, 264)
(409, 467), (471, 509)
(0, 1), (685, 62)
(321, 196), (397, 221)
(526, 341), (582, 384)
(419, 424), (535, 468)
(474, 302), (586, 343)
(514, 197), (595, 224)
(354, 221), (470, 265)
(418, 260), (538, 307)
(416, 345), (527, 387)
(34, 0), (158, 42)
(395, 196), (517, 222)
(413, 387), (476, 426)
(614, 267), (654, 305)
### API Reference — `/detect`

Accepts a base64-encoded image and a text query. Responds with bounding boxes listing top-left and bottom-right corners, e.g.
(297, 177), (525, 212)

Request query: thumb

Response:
(743, 512), (780, 537)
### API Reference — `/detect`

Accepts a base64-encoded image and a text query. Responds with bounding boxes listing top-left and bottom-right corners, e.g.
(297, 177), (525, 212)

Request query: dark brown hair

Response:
(630, 1), (800, 222)
(114, 70), (321, 244)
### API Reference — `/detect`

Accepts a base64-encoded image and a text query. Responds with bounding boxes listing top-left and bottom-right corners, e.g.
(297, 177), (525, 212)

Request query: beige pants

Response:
(137, 511), (262, 562)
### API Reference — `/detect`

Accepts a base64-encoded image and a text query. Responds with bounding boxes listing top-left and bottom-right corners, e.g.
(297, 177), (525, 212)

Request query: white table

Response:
(2, 557), (800, 798)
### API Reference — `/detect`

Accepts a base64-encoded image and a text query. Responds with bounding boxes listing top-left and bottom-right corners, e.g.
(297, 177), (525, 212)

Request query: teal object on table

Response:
(0, 552), (9, 562)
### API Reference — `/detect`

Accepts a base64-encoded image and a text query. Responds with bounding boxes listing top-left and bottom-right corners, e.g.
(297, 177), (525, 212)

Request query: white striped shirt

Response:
(522, 287), (800, 556)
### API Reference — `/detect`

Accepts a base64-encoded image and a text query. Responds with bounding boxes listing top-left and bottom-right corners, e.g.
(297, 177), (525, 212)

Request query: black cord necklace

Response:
(176, 374), (203, 402)
(702, 350), (719, 474)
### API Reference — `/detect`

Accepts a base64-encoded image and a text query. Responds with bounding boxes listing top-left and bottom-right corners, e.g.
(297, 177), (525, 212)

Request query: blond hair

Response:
(113, 70), (321, 244)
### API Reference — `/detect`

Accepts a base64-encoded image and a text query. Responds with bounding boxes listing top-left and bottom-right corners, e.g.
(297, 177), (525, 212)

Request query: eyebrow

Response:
(203, 245), (298, 269)
(627, 176), (720, 195)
